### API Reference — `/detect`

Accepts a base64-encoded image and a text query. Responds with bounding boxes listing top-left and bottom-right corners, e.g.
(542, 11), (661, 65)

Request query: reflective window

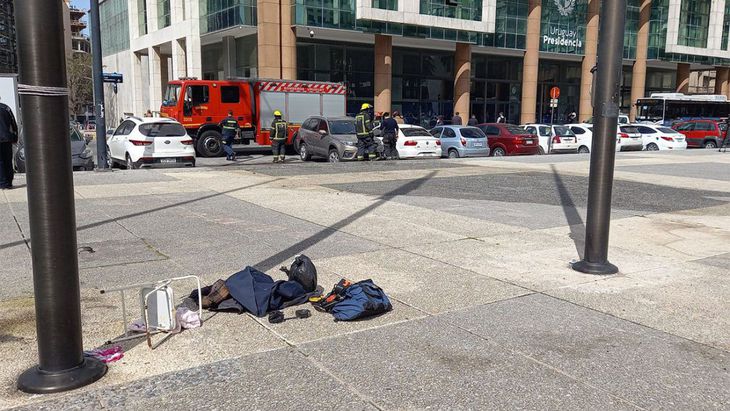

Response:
(420, 0), (482, 21)
(201, 0), (257, 34)
(372, 0), (397, 10)
(221, 86), (240, 103)
(158, 0), (171, 29)
(99, 0), (130, 56)
(678, 0), (710, 48)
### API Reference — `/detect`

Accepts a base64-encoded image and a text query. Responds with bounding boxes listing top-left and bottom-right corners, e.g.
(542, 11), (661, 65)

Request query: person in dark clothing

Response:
(0, 102), (19, 190)
(270, 110), (288, 163)
(497, 112), (506, 123)
(467, 114), (478, 126)
(218, 110), (238, 161)
(355, 103), (377, 160)
(381, 112), (399, 160)
(451, 112), (463, 126)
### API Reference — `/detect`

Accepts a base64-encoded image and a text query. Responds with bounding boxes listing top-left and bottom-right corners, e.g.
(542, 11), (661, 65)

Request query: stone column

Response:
(714, 67), (729, 96)
(160, 54), (169, 95)
(131, 52), (144, 115)
(186, 35), (203, 78)
(374, 35), (392, 114)
(578, 0), (600, 122)
(147, 0), (159, 32)
(520, 0), (541, 125)
(171, 38), (187, 79)
(676, 63), (690, 93)
(257, 0), (281, 78)
(170, 0), (185, 23)
(453, 42), (471, 124)
(630, 0), (651, 121)
(222, 36), (237, 79)
(281, 0), (297, 79)
(148, 46), (163, 111)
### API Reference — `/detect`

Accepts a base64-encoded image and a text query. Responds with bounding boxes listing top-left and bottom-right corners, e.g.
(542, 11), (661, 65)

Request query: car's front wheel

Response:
(328, 148), (341, 163)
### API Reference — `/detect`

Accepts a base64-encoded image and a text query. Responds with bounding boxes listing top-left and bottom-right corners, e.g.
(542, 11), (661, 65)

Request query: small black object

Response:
(268, 310), (285, 324)
(295, 309), (311, 319)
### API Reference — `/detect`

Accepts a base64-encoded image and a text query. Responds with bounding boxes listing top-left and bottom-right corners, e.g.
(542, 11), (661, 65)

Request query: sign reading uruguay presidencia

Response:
(540, 0), (586, 54)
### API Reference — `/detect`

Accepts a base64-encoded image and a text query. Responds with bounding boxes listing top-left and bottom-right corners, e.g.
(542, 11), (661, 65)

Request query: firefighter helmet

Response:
(360, 103), (372, 110)
(274, 110), (282, 117)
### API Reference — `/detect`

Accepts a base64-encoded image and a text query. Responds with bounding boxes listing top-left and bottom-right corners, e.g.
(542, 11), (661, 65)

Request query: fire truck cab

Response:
(160, 78), (347, 157)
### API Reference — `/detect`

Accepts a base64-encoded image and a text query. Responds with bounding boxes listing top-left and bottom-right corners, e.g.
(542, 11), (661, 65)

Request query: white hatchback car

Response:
(393, 124), (442, 158)
(107, 117), (196, 169)
(632, 124), (688, 151)
(617, 125), (644, 151)
(522, 124), (579, 154)
(568, 124), (593, 154)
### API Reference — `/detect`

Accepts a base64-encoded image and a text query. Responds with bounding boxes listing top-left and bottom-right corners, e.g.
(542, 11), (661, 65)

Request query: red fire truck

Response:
(159, 78), (347, 157)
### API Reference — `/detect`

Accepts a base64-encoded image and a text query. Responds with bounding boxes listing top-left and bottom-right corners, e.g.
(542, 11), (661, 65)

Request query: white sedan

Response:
(107, 117), (196, 169)
(632, 124), (688, 151)
(375, 124), (442, 159)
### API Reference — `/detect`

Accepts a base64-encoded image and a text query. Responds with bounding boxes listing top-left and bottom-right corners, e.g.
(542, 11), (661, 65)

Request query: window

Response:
(430, 128), (442, 137)
(115, 121), (135, 136)
(676, 123), (694, 131)
(318, 119), (329, 132)
(220, 86), (240, 103)
(554, 126), (574, 137)
(658, 127), (679, 134)
(138, 123), (187, 137)
(636, 126), (657, 134)
(505, 125), (525, 135)
(186, 86), (209, 105)
(462, 127), (486, 138)
(570, 126), (585, 135)
(163, 84), (181, 107)
(484, 126), (500, 135)
(303, 118), (319, 131)
(695, 122), (714, 131)
(330, 120), (356, 135)
(443, 128), (457, 138)
(538, 126), (552, 136)
(402, 128), (431, 137)
(69, 128), (83, 141)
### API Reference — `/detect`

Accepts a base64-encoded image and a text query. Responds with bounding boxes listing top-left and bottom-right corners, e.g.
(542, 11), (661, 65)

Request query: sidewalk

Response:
(1, 150), (729, 409)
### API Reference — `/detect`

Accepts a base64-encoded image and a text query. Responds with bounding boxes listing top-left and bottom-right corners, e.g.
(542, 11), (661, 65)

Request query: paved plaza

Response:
(1, 150), (729, 409)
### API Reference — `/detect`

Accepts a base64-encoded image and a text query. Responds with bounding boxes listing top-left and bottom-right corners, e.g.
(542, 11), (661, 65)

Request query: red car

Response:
(478, 123), (540, 156)
(673, 119), (727, 148)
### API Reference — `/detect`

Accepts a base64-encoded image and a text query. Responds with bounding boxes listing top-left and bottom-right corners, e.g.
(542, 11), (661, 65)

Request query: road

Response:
(1, 149), (729, 409)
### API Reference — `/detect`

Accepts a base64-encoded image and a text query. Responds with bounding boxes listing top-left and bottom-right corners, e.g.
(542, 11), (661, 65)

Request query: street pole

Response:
(15, 0), (107, 393)
(90, 0), (109, 169)
(572, 0), (625, 275)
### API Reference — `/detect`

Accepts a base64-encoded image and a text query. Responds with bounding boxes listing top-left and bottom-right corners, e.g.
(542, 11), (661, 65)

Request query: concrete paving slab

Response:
(300, 316), (636, 410)
(617, 162), (730, 181)
(444, 293), (730, 409)
(77, 238), (168, 270)
(314, 248), (529, 314)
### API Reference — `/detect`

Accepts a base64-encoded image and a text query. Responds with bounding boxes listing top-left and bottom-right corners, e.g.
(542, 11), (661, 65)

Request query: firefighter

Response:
(355, 103), (377, 161)
(270, 110), (288, 163)
(219, 110), (238, 161)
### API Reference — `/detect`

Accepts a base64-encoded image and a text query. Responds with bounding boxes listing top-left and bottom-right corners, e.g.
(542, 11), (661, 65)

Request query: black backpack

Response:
(280, 255), (318, 293)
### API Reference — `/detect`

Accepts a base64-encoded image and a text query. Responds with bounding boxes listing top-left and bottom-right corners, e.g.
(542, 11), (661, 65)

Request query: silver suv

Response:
(297, 116), (364, 162)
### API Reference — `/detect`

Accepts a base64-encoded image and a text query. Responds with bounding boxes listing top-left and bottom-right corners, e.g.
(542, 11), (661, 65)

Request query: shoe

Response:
(273, 158), (279, 163)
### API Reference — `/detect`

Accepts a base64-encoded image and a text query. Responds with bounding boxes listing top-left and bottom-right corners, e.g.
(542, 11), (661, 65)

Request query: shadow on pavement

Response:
(0, 179), (281, 251)
(253, 171), (439, 272)
(550, 165), (585, 259)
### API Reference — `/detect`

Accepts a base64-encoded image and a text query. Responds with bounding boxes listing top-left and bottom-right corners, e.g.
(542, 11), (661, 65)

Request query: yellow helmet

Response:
(361, 103), (372, 110)
(273, 110), (282, 117)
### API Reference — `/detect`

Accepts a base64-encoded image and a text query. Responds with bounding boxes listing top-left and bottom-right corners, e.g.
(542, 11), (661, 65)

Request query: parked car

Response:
(107, 117), (195, 169)
(568, 124), (593, 153)
(14, 124), (95, 173)
(616, 125), (644, 151)
(82, 122), (96, 141)
(632, 124), (687, 151)
(374, 124), (442, 159)
(522, 124), (579, 154)
(584, 115), (630, 125)
(430, 125), (490, 158)
(477, 123), (539, 156)
(672, 119), (727, 148)
(298, 116), (378, 162)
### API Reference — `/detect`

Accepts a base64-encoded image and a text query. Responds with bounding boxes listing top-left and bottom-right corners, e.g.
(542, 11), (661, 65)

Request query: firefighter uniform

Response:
(219, 115), (238, 160)
(355, 103), (377, 160)
(271, 110), (288, 163)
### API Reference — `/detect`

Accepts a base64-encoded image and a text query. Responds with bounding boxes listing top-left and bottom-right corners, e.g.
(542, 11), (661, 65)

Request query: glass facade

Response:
(138, 0), (147, 36)
(202, 35), (258, 79)
(471, 55), (522, 123)
(539, 0), (587, 54)
(0, 0), (16, 73)
(419, 0), (482, 21)
(678, 0), (710, 48)
(536, 60), (581, 123)
(481, 0), (527, 49)
(372, 0), (397, 11)
(201, 0), (257, 34)
(158, 0), (171, 29)
(722, 1), (730, 51)
(100, 0), (130, 57)
(623, 0), (640, 59)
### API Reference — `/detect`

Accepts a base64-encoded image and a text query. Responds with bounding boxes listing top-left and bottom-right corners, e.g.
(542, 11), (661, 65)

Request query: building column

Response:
(222, 36), (237, 79)
(131, 52), (144, 116)
(281, 0), (296, 79)
(521, 0), (541, 124)
(171, 38), (187, 79)
(630, 0), (651, 121)
(148, 46), (163, 112)
(160, 54), (169, 95)
(578, 0), (600, 122)
(186, 35), (202, 78)
(170, 0), (185, 23)
(714, 67), (729, 96)
(453, 43), (471, 124)
(147, 0), (159, 32)
(374, 35), (392, 114)
(676, 63), (690, 93)
(257, 0), (280, 78)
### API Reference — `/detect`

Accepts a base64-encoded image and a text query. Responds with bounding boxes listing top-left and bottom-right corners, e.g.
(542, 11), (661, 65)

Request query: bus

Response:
(635, 93), (730, 126)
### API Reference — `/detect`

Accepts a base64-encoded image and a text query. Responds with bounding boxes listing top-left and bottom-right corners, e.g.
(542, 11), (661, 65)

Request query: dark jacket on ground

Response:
(0, 103), (18, 144)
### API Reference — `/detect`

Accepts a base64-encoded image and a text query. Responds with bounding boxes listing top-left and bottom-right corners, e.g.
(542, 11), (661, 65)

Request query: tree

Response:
(67, 53), (93, 118)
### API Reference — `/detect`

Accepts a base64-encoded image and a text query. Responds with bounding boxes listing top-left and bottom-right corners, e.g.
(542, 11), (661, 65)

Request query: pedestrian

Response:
(567, 111), (577, 123)
(467, 114), (478, 126)
(218, 110), (238, 161)
(355, 103), (377, 161)
(0, 100), (19, 190)
(393, 111), (405, 124)
(144, 109), (153, 117)
(497, 112), (506, 123)
(270, 110), (288, 163)
(381, 112), (399, 160)
(436, 115), (445, 126)
(451, 112), (463, 126)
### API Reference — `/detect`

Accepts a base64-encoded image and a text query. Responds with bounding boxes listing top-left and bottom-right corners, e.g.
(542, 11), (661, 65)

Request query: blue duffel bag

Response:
(330, 279), (392, 321)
